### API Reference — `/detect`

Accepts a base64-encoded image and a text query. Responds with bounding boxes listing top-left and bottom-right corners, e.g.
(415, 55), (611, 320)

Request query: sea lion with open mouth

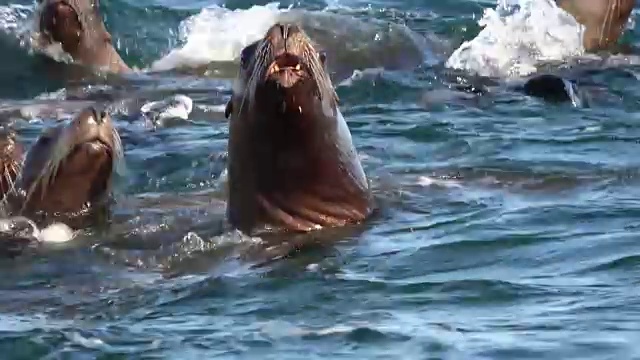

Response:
(224, 22), (373, 236)
(2, 106), (124, 228)
(558, 0), (635, 53)
(36, 0), (131, 73)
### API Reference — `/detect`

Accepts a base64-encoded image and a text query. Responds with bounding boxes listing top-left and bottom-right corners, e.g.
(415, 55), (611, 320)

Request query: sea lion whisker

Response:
(111, 126), (124, 163)
(239, 45), (263, 114)
(22, 129), (84, 209)
(244, 42), (272, 106)
(246, 45), (268, 104)
(598, 0), (617, 46)
(0, 161), (19, 209)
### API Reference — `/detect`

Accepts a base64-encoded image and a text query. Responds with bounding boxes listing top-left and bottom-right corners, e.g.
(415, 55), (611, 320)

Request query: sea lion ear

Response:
(224, 100), (233, 119)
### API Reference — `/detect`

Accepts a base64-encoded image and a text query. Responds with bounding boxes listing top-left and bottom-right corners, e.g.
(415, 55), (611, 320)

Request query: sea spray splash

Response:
(151, 2), (287, 71)
(445, 0), (584, 77)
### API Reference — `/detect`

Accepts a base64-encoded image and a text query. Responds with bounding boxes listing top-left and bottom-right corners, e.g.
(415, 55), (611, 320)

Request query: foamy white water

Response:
(141, 94), (194, 128)
(151, 2), (432, 78)
(446, 0), (584, 77)
(0, 4), (35, 42)
(0, 216), (77, 244)
(151, 2), (288, 71)
(38, 222), (77, 243)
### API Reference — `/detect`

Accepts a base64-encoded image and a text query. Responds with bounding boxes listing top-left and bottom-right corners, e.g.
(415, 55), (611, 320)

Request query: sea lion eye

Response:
(240, 41), (258, 68)
(318, 51), (327, 65)
(224, 100), (233, 119)
(38, 136), (51, 145)
(240, 51), (248, 67)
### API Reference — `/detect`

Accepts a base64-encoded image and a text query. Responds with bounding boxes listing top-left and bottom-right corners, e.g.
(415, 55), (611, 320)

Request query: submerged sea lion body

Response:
(1, 107), (123, 228)
(557, 0), (635, 52)
(36, 0), (131, 73)
(225, 23), (373, 236)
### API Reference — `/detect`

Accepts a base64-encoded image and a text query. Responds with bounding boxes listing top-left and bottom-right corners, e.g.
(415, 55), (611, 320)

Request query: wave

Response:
(150, 2), (434, 82)
(445, 0), (585, 77)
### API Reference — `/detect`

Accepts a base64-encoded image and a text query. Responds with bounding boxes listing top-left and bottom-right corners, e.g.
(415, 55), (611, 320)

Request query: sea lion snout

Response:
(263, 23), (314, 88)
(67, 107), (117, 153)
(267, 53), (307, 88)
(267, 23), (302, 44)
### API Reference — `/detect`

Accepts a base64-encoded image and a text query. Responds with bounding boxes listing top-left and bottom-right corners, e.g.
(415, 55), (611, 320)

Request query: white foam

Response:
(151, 2), (288, 72)
(445, 0), (584, 78)
(38, 222), (77, 243)
(417, 176), (463, 189)
(0, 215), (77, 245)
(337, 68), (385, 87)
(141, 94), (194, 126)
(0, 4), (35, 42)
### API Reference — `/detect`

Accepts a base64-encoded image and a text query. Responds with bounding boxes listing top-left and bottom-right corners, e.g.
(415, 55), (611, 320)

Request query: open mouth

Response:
(267, 53), (305, 77)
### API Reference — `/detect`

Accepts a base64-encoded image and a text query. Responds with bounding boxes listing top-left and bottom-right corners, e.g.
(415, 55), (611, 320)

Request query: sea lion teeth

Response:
(226, 22), (373, 236)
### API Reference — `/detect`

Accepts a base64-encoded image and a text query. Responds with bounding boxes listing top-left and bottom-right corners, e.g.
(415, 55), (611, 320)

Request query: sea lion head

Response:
(18, 106), (123, 217)
(37, 0), (130, 72)
(229, 22), (336, 116)
(226, 22), (372, 235)
(0, 129), (23, 203)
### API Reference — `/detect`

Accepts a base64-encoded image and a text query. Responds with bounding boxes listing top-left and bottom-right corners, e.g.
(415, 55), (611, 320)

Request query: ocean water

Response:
(0, 0), (638, 358)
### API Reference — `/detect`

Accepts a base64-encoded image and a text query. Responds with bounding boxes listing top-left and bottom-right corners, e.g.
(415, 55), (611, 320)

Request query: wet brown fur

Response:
(558, 0), (635, 52)
(11, 107), (122, 225)
(37, 0), (131, 73)
(225, 22), (373, 236)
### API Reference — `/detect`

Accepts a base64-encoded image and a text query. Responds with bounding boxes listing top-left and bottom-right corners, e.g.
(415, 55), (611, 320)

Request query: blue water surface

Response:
(0, 0), (639, 359)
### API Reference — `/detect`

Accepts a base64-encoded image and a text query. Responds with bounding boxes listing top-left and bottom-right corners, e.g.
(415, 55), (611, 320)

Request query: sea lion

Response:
(36, 0), (131, 73)
(557, 0), (635, 52)
(9, 106), (123, 226)
(0, 129), (23, 203)
(225, 22), (373, 236)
